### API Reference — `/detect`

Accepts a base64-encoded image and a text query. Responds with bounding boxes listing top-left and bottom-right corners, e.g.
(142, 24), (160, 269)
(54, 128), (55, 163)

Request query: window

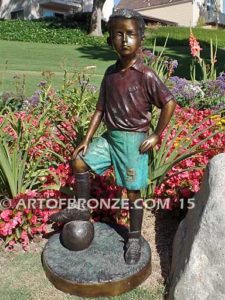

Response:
(54, 13), (64, 19)
(42, 9), (64, 19)
(11, 10), (24, 19)
(42, 10), (55, 17)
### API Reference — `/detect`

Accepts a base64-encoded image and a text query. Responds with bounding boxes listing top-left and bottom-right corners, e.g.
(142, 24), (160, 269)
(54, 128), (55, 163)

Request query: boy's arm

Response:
(72, 109), (104, 159)
(139, 99), (176, 153)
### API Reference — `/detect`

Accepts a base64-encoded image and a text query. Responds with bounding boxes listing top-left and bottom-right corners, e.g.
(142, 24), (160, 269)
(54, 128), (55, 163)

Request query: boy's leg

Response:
(125, 189), (143, 265)
(49, 158), (91, 223)
(50, 133), (112, 223)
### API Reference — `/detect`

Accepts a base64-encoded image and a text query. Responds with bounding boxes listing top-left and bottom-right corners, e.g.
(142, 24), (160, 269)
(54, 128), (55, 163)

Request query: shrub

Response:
(0, 19), (106, 46)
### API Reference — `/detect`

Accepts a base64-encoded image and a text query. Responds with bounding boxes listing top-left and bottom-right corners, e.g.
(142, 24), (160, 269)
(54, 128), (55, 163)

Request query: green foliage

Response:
(58, 70), (99, 145)
(0, 67), (103, 199)
(32, 68), (104, 148)
(144, 36), (169, 81)
(0, 20), (224, 49)
(190, 39), (217, 82)
(0, 19), (106, 46)
(0, 92), (23, 112)
(0, 110), (50, 198)
(0, 74), (26, 111)
(143, 36), (178, 83)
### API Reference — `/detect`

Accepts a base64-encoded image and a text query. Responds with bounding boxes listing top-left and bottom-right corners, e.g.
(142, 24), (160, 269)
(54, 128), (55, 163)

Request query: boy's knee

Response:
(127, 190), (141, 202)
(72, 158), (89, 173)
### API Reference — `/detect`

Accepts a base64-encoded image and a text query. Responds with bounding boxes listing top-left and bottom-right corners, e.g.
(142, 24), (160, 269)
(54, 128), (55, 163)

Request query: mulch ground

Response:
(141, 209), (181, 290)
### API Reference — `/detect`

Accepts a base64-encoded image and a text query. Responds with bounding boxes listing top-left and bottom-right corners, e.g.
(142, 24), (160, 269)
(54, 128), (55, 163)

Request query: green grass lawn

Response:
(0, 251), (164, 300)
(1, 36), (224, 96)
(0, 40), (117, 96)
(145, 26), (225, 48)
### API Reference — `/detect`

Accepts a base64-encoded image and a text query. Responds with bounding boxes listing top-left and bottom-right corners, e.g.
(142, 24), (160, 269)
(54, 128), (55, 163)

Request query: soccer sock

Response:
(128, 199), (143, 239)
(74, 171), (90, 210)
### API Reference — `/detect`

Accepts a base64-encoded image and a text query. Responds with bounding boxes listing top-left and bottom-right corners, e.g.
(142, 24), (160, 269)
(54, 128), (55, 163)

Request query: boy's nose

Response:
(122, 33), (128, 44)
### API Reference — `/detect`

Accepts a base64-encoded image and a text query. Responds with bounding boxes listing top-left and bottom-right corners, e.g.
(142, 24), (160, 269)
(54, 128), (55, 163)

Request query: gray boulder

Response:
(168, 153), (225, 300)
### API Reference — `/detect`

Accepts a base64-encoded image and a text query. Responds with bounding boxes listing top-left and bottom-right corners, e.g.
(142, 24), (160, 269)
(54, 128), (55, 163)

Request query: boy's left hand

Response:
(139, 133), (160, 153)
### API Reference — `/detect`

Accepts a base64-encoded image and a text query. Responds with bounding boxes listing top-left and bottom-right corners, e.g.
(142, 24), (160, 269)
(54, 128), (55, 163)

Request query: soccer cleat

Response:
(49, 207), (90, 223)
(49, 171), (91, 224)
(124, 237), (142, 265)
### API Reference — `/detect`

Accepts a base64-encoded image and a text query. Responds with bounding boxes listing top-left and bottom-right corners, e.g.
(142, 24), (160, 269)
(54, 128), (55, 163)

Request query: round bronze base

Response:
(42, 222), (151, 298)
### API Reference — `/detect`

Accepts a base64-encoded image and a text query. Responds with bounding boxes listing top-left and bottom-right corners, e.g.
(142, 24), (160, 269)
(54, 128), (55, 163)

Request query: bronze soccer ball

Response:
(61, 220), (94, 251)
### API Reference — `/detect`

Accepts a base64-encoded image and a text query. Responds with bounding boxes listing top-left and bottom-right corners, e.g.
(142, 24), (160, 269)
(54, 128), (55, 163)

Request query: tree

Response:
(214, 0), (221, 27)
(89, 0), (106, 36)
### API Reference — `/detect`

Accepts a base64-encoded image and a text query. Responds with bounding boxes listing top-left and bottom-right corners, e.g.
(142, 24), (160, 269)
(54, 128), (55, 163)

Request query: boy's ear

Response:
(139, 36), (144, 48)
(107, 36), (112, 47)
(140, 33), (145, 42)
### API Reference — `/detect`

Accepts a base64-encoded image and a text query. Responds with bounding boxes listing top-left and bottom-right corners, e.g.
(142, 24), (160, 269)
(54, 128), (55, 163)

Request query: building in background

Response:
(0, 0), (114, 21)
(116, 0), (225, 26)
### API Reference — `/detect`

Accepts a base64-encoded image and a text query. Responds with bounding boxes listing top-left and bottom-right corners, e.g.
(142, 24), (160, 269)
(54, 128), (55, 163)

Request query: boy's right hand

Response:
(72, 109), (103, 160)
(72, 139), (90, 160)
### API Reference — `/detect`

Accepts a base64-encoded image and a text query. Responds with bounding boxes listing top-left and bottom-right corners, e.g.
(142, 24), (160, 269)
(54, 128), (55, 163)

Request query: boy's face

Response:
(109, 18), (142, 58)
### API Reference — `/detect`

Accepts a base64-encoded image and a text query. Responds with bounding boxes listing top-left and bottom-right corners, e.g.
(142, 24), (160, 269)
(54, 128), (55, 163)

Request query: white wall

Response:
(83, 0), (114, 21)
(0, 0), (40, 19)
(193, 0), (205, 26)
(0, 0), (22, 19)
(221, 0), (224, 12)
(0, 0), (114, 20)
(102, 0), (114, 21)
(82, 0), (92, 12)
(218, 0), (224, 12)
(138, 2), (194, 27)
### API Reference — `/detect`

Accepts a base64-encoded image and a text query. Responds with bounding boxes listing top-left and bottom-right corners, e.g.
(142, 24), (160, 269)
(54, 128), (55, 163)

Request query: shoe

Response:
(49, 207), (90, 223)
(124, 237), (142, 265)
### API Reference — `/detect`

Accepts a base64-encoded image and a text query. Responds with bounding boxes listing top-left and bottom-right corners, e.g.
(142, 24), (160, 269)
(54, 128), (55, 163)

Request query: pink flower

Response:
(0, 209), (13, 222)
(0, 222), (13, 236)
(189, 31), (202, 58)
(30, 215), (38, 224)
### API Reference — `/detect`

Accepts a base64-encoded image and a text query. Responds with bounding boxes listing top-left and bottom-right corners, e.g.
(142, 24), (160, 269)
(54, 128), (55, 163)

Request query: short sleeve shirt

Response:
(96, 59), (174, 132)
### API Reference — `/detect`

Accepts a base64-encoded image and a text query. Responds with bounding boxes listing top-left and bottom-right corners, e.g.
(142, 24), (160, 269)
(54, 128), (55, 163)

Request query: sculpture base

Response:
(42, 222), (151, 297)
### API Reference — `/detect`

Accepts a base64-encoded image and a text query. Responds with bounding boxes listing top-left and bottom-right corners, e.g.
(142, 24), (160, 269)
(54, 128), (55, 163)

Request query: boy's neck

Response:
(119, 55), (138, 71)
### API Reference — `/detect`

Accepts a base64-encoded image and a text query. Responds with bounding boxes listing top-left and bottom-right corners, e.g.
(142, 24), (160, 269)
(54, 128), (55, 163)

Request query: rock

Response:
(168, 153), (225, 300)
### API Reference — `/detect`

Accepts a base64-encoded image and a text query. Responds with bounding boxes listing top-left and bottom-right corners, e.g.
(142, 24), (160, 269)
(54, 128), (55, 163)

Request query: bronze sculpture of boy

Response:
(50, 8), (176, 265)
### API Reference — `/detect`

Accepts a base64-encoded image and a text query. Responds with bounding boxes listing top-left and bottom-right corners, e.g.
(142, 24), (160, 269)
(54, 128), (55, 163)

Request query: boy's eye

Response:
(113, 32), (137, 38)
(114, 32), (123, 37)
(127, 31), (137, 36)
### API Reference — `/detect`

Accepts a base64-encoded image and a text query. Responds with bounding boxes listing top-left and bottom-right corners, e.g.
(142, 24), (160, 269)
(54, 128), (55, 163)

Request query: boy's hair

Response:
(108, 8), (145, 39)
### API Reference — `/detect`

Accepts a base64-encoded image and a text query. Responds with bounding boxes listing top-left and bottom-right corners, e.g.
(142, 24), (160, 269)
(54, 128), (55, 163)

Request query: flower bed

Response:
(152, 106), (225, 208)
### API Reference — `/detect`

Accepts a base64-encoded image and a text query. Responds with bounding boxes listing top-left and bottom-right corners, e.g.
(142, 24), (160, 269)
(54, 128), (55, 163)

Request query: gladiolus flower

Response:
(189, 30), (202, 58)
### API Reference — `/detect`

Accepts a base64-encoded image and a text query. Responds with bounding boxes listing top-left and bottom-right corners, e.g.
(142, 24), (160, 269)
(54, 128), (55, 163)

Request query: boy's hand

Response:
(139, 133), (160, 153)
(72, 139), (90, 160)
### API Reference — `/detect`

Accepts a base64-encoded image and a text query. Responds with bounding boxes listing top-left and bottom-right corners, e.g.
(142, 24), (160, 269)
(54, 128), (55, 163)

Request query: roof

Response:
(117, 0), (191, 11)
(142, 14), (177, 26)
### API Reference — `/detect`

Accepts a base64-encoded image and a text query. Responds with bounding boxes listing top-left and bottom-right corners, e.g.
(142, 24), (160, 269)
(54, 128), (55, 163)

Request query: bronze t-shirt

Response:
(96, 60), (174, 132)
